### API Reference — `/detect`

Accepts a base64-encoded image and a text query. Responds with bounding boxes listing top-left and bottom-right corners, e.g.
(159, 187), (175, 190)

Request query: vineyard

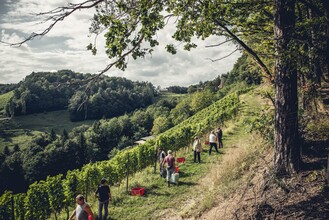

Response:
(0, 89), (249, 220)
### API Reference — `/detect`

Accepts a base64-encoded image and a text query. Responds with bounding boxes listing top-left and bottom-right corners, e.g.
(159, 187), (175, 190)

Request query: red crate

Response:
(175, 166), (179, 173)
(176, 157), (185, 163)
(131, 187), (145, 196)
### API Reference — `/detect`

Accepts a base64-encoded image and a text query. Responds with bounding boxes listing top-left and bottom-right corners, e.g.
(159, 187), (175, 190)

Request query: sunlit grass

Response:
(0, 91), (13, 116)
(0, 110), (94, 150)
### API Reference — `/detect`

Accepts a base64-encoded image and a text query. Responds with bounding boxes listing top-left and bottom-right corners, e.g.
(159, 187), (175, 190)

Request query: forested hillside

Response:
(5, 70), (157, 121)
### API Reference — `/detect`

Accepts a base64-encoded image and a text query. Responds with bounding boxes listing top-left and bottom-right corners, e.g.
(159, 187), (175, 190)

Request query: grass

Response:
(0, 91), (13, 116)
(0, 129), (43, 151)
(0, 110), (95, 150)
(54, 90), (268, 220)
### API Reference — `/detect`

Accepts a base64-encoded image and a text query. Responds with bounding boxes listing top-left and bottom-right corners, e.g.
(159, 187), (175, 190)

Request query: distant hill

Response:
(6, 70), (157, 121)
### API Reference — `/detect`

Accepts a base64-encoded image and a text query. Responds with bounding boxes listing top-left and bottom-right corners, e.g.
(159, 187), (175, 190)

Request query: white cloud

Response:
(0, 0), (240, 87)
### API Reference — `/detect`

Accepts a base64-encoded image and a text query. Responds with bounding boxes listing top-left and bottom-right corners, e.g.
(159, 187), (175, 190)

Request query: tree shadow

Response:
(301, 139), (329, 171)
(279, 187), (329, 219)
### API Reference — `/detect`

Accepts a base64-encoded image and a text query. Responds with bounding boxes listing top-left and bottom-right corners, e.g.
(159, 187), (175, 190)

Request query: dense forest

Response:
(5, 70), (157, 121)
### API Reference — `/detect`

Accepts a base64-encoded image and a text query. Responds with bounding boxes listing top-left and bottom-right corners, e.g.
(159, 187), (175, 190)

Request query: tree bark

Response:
(274, 0), (300, 176)
(323, 0), (329, 80)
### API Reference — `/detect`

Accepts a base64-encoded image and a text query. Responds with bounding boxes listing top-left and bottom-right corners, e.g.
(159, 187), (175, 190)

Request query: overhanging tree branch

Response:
(214, 19), (273, 81)
(205, 48), (239, 62)
(0, 0), (105, 47)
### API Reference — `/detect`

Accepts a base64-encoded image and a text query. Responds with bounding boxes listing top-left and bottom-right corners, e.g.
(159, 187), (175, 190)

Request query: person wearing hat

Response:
(161, 150), (175, 187)
(94, 178), (112, 220)
(68, 194), (94, 220)
(192, 136), (202, 163)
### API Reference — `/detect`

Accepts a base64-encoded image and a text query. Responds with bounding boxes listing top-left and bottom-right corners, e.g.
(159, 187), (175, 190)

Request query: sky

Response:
(0, 0), (241, 88)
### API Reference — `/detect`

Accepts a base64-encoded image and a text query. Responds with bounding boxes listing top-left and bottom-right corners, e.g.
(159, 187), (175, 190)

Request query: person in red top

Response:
(161, 150), (175, 187)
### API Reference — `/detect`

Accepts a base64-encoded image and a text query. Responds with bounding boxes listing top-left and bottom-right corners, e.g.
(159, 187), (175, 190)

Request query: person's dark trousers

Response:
(194, 151), (201, 163)
(98, 200), (109, 220)
(218, 139), (223, 148)
(209, 142), (219, 155)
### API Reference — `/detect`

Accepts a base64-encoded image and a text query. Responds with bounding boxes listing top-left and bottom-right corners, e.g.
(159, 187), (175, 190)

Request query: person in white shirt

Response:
(209, 131), (219, 155)
(192, 136), (203, 162)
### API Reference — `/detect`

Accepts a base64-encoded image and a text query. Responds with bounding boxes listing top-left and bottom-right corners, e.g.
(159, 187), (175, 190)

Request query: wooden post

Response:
(85, 170), (89, 202)
(154, 147), (157, 174)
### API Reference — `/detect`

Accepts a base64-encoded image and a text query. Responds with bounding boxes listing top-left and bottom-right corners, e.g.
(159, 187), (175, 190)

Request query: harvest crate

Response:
(176, 157), (185, 163)
(130, 187), (145, 196)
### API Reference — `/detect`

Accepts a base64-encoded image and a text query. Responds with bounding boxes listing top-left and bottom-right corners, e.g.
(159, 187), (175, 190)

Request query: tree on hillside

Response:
(273, 0), (299, 175)
(2, 0), (328, 177)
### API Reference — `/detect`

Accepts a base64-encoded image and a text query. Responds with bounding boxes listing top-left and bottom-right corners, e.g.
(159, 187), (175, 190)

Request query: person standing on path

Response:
(161, 150), (175, 187)
(192, 136), (202, 163)
(68, 194), (94, 220)
(158, 147), (166, 177)
(209, 130), (219, 155)
(216, 127), (224, 148)
(94, 178), (112, 220)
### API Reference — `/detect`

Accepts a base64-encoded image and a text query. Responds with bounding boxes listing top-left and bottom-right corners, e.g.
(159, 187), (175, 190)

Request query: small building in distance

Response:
(134, 135), (154, 145)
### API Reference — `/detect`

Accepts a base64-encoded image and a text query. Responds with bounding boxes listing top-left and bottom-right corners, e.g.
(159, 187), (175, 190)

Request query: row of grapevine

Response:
(0, 91), (243, 220)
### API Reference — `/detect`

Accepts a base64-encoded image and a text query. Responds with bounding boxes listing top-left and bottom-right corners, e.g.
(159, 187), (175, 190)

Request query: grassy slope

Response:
(56, 90), (266, 220)
(0, 110), (95, 150)
(0, 91), (13, 116)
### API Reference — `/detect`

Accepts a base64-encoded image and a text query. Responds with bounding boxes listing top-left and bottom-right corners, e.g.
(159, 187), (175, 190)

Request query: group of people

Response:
(208, 127), (224, 155)
(158, 127), (224, 186)
(159, 148), (176, 187)
(69, 127), (224, 219)
(192, 127), (224, 162)
(68, 178), (112, 220)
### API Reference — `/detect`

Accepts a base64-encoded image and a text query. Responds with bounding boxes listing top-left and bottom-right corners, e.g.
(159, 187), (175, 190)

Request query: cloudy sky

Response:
(0, 0), (241, 88)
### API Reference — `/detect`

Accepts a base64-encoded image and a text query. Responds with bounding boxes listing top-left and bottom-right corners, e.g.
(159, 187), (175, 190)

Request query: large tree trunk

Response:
(323, 0), (329, 80)
(274, 0), (300, 176)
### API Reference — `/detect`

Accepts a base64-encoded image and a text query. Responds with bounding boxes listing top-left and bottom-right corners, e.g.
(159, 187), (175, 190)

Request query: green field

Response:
(0, 91), (13, 116)
(0, 110), (95, 150)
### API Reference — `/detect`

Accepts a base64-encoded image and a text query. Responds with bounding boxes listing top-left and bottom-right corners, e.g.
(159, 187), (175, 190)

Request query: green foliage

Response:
(24, 181), (51, 220)
(166, 86), (188, 94)
(226, 54), (262, 85)
(249, 106), (274, 143)
(8, 71), (156, 121)
(68, 77), (156, 121)
(151, 116), (172, 135)
(46, 175), (65, 217)
(0, 91), (13, 116)
(14, 193), (25, 220)
(0, 191), (13, 220)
